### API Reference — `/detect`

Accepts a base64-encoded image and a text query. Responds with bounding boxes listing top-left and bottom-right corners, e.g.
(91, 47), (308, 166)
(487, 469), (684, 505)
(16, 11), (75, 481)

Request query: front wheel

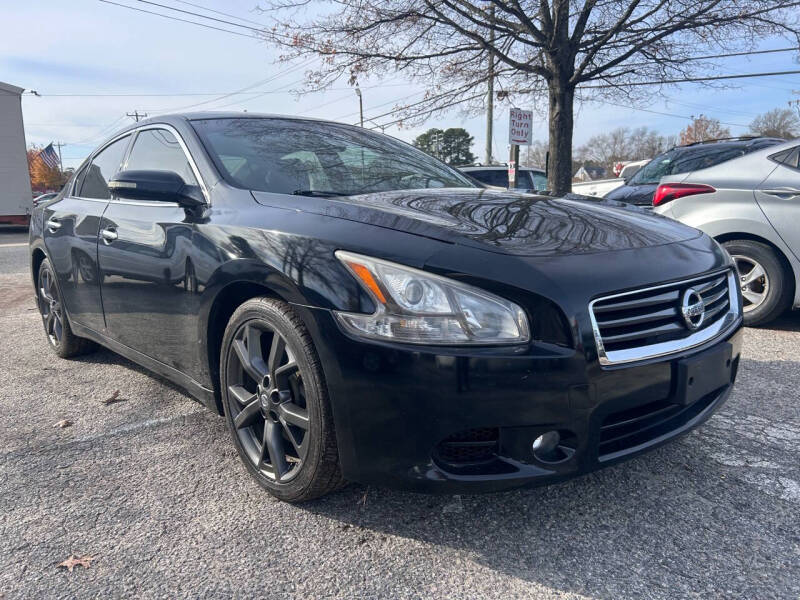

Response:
(220, 297), (343, 502)
(723, 240), (792, 326)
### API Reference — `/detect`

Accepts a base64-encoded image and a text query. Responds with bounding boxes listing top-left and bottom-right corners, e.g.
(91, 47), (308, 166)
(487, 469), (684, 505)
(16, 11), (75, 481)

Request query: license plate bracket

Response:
(675, 343), (733, 406)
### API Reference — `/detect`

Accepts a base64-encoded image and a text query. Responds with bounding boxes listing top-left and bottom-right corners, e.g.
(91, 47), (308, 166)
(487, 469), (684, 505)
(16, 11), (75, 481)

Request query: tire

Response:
(722, 240), (792, 326)
(36, 258), (96, 358)
(220, 297), (343, 502)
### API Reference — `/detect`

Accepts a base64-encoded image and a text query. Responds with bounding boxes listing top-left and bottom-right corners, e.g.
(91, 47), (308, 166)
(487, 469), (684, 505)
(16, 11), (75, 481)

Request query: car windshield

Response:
(191, 117), (474, 196)
(628, 145), (746, 185)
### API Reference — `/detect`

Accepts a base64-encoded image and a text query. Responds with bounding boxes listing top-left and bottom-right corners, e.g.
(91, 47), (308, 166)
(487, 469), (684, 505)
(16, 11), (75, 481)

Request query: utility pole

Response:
(484, 4), (495, 165)
(54, 141), (64, 172)
(127, 110), (148, 122)
(355, 86), (364, 127)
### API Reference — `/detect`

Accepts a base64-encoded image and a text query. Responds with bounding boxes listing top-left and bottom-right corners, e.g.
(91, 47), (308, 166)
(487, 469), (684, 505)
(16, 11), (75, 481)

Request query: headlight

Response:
(333, 251), (530, 345)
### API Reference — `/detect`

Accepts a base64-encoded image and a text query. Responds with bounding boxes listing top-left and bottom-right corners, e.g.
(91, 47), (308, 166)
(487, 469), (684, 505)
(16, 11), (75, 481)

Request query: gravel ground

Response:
(0, 238), (798, 599)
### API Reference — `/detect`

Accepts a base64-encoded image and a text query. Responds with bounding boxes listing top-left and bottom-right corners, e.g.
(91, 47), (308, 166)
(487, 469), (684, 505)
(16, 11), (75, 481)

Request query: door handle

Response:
(46, 218), (62, 232)
(760, 188), (800, 198)
(100, 228), (118, 243)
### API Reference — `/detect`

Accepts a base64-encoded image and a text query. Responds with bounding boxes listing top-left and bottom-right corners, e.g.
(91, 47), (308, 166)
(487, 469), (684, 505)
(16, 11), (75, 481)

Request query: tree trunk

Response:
(547, 79), (575, 196)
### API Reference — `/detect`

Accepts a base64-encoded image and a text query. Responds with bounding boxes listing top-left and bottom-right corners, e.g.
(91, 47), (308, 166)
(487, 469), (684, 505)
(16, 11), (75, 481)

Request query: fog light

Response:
(532, 431), (560, 454)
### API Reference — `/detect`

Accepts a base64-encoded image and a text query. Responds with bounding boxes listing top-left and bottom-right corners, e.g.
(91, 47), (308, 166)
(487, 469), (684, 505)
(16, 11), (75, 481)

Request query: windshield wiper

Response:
(292, 189), (347, 198)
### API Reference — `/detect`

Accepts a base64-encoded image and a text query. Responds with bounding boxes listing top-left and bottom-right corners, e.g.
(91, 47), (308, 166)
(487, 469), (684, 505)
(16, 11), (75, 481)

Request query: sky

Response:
(3, 0), (800, 170)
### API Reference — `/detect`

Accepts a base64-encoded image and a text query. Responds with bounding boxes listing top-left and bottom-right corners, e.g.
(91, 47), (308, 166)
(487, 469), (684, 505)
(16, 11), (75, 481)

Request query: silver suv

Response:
(653, 139), (800, 325)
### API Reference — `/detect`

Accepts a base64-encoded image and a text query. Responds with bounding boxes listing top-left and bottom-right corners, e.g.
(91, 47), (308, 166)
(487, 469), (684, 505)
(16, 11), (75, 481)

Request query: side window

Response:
(529, 172), (548, 191)
(71, 163), (88, 197)
(79, 135), (131, 199)
(125, 129), (198, 185)
(770, 147), (800, 170)
(471, 169), (508, 188)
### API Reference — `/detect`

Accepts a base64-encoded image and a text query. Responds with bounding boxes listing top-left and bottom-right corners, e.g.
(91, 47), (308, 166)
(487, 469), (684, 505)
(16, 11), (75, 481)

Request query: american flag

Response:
(38, 143), (60, 170)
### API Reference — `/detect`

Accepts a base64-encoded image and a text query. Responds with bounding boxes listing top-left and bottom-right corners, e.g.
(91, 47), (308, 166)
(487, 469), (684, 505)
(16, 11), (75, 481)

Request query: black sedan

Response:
(29, 113), (743, 502)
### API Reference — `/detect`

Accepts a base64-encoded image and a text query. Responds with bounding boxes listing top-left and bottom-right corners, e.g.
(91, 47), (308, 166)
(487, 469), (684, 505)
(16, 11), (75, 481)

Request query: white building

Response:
(0, 81), (33, 224)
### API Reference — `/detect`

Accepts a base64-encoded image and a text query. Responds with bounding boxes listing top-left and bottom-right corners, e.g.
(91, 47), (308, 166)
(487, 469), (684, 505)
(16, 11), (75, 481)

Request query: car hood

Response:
(251, 187), (701, 257)
(604, 183), (658, 205)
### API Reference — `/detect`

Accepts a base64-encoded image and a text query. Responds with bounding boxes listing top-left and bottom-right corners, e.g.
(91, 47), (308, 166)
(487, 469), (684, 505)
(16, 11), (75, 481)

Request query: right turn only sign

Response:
(509, 108), (533, 145)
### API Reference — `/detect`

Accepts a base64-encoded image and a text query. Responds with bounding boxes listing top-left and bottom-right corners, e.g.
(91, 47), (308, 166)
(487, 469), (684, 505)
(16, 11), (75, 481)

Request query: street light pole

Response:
(355, 86), (364, 127)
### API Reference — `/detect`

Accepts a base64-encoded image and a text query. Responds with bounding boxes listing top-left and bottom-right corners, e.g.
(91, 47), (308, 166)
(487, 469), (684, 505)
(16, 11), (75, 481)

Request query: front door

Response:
(97, 127), (205, 376)
(42, 134), (131, 332)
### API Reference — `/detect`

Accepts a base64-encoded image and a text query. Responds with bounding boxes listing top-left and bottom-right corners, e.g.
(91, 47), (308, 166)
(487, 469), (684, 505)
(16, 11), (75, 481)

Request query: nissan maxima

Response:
(29, 113), (743, 502)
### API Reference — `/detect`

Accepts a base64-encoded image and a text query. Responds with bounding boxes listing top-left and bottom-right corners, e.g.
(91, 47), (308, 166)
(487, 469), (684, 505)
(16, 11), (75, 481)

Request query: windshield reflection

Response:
(191, 117), (474, 195)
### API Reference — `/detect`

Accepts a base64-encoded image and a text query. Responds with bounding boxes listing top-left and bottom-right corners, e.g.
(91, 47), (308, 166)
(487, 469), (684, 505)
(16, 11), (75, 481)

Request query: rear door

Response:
(754, 146), (800, 261)
(97, 126), (206, 374)
(42, 134), (131, 332)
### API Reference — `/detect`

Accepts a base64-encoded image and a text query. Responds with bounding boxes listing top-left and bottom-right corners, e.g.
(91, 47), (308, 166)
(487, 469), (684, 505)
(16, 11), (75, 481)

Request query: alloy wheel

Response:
(38, 268), (64, 346)
(226, 322), (310, 483)
(732, 254), (769, 313)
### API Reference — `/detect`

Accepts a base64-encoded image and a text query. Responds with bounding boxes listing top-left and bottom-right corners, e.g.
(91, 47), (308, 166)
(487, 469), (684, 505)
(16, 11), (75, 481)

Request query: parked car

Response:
(653, 139), (800, 326)
(572, 159), (649, 197)
(30, 113), (743, 502)
(459, 164), (548, 191)
(606, 137), (784, 206)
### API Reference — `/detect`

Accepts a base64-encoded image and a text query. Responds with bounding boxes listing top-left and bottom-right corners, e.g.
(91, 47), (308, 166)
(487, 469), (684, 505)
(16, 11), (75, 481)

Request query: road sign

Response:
(509, 108), (532, 145)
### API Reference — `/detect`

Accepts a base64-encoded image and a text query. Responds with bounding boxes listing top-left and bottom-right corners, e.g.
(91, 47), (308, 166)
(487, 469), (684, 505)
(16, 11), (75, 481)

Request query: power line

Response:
(23, 84), (412, 98)
(130, 0), (263, 34)
(145, 59), (316, 114)
(169, 0), (267, 27)
(580, 69), (800, 89)
(101, 0), (296, 43)
(97, 0), (261, 40)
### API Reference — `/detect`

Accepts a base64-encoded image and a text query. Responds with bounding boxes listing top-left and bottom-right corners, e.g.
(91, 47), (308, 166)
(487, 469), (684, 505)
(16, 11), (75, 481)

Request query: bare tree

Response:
(749, 108), (800, 139)
(678, 115), (731, 144)
(575, 126), (674, 173)
(258, 1), (800, 194)
(521, 139), (548, 168)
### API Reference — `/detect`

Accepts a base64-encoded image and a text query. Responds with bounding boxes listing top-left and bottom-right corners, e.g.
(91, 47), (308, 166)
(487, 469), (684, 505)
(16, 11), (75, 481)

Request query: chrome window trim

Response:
(120, 123), (209, 206)
(589, 269), (740, 366)
(71, 123), (209, 207)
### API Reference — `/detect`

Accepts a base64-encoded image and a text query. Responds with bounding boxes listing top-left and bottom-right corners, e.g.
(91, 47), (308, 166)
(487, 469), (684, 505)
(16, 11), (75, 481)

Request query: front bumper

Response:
(297, 305), (743, 494)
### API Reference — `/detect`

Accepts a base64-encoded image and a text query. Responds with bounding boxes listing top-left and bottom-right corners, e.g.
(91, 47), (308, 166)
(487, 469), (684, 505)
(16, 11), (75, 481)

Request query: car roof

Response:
(671, 136), (784, 152)
(90, 111), (366, 156)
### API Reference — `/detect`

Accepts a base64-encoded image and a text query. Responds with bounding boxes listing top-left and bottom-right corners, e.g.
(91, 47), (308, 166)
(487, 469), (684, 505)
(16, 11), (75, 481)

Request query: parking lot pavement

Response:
(0, 228), (29, 275)
(0, 245), (798, 598)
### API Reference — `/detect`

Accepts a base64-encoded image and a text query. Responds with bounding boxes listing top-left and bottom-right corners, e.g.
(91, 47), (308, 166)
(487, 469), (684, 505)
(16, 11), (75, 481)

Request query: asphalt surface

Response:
(0, 231), (798, 599)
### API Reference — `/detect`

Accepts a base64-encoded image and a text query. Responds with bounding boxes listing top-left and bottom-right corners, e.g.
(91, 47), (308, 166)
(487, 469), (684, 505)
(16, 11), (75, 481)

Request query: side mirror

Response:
(108, 170), (205, 208)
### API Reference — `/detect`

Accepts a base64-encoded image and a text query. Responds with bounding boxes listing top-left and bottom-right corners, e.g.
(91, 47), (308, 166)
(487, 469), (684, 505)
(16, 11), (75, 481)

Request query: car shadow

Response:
(756, 310), (800, 332)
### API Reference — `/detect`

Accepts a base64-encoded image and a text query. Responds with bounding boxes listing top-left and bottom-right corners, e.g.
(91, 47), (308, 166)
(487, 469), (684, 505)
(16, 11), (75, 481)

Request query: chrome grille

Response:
(590, 269), (740, 365)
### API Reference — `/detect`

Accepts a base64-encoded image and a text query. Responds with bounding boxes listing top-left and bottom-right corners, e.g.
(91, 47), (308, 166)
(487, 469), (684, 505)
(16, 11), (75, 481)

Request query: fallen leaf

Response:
(100, 390), (126, 405)
(57, 555), (95, 572)
(54, 420), (73, 429)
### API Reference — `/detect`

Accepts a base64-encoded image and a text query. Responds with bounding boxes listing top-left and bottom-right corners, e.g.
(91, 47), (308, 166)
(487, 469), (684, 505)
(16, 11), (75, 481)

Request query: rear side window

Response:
(769, 147), (800, 170)
(629, 145), (746, 185)
(79, 135), (131, 199)
(470, 169), (508, 188)
(126, 129), (198, 185)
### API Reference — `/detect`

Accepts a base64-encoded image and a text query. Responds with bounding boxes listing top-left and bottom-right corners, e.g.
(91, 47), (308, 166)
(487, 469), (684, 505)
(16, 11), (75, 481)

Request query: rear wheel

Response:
(220, 297), (343, 502)
(722, 240), (792, 326)
(37, 258), (95, 358)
